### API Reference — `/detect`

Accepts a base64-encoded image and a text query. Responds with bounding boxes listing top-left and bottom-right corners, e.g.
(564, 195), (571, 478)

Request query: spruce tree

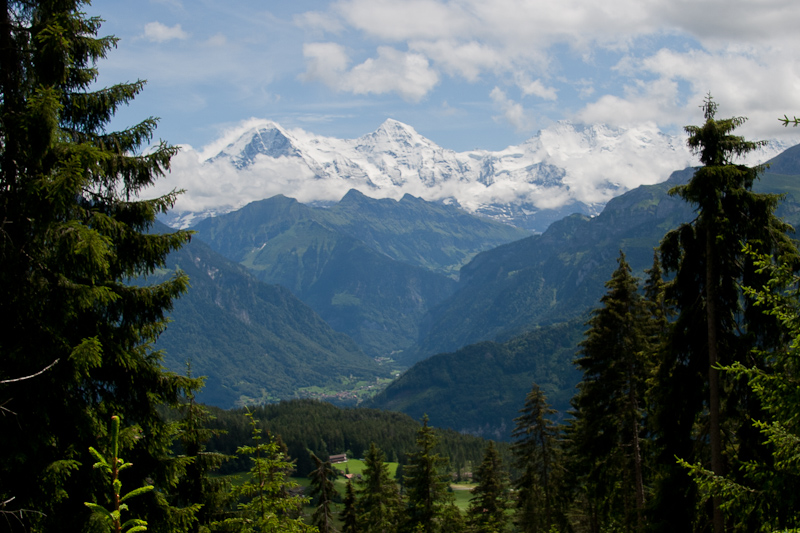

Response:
(357, 442), (402, 533)
(653, 95), (798, 532)
(173, 373), (232, 532)
(217, 412), (311, 533)
(0, 1), (199, 529)
(403, 415), (453, 533)
(569, 252), (651, 532)
(467, 441), (511, 533)
(511, 384), (563, 533)
(339, 479), (359, 533)
(308, 452), (339, 533)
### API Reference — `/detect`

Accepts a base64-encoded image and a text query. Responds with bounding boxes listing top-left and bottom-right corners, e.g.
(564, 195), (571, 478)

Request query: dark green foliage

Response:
(369, 320), (583, 440)
(675, 250), (800, 531)
(197, 399), (498, 480)
(148, 226), (384, 407)
(339, 480), (358, 533)
(357, 443), (402, 533)
(308, 453), (339, 533)
(403, 416), (454, 533)
(0, 1), (199, 529)
(511, 384), (566, 533)
(467, 441), (511, 533)
(568, 252), (652, 532)
(84, 416), (155, 533)
(651, 97), (798, 532)
(215, 412), (311, 532)
(172, 373), (232, 532)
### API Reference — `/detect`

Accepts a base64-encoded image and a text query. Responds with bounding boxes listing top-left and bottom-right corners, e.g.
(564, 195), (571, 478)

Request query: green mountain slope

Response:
(149, 227), (384, 408)
(191, 190), (528, 357)
(368, 320), (584, 441)
(409, 147), (800, 364)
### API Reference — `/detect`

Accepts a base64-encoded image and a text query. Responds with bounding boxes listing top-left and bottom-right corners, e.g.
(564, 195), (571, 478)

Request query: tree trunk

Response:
(706, 223), (724, 533)
(629, 361), (646, 532)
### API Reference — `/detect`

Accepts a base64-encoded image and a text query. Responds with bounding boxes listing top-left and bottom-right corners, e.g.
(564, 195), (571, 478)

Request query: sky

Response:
(87, 0), (800, 155)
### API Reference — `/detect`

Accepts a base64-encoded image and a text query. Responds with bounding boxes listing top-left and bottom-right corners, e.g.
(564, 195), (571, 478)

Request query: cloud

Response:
(143, 21), (188, 43)
(490, 87), (535, 132)
(302, 43), (439, 101)
(294, 10), (344, 34)
(515, 75), (558, 100)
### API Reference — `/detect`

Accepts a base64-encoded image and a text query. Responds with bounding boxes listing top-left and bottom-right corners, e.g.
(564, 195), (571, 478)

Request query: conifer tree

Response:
(403, 416), (453, 533)
(339, 479), (359, 533)
(653, 95), (797, 532)
(0, 1), (199, 528)
(511, 384), (563, 533)
(569, 252), (651, 532)
(678, 249), (800, 530)
(308, 452), (338, 533)
(357, 442), (402, 533)
(216, 412), (310, 533)
(173, 373), (232, 532)
(467, 441), (511, 533)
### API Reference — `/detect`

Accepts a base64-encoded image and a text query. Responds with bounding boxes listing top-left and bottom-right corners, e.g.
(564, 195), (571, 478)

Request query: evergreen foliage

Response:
(652, 95), (798, 532)
(356, 443), (402, 533)
(0, 1), (198, 529)
(511, 384), (565, 533)
(402, 416), (454, 533)
(467, 441), (511, 533)
(173, 371), (232, 532)
(678, 249), (800, 531)
(215, 412), (311, 532)
(569, 252), (652, 532)
(339, 480), (358, 533)
(84, 416), (155, 533)
(308, 453), (339, 533)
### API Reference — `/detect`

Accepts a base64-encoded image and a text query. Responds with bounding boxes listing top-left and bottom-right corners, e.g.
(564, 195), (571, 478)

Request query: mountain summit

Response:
(163, 119), (790, 231)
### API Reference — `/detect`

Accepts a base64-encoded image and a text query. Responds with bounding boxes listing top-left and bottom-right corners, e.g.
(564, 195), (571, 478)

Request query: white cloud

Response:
(143, 21), (188, 43)
(515, 75), (558, 101)
(301, 42), (350, 87)
(302, 44), (439, 101)
(490, 87), (535, 132)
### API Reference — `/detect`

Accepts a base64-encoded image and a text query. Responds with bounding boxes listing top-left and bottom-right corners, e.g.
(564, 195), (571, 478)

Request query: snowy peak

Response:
(210, 121), (300, 168)
(167, 118), (793, 232)
(356, 119), (434, 152)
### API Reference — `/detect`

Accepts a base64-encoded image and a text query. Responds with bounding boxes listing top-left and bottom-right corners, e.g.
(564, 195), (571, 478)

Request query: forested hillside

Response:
(191, 191), (527, 357)
(410, 146), (800, 363)
(148, 224), (386, 407)
(369, 320), (583, 440)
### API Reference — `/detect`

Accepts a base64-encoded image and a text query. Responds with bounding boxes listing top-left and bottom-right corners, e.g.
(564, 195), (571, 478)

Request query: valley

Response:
(155, 142), (800, 438)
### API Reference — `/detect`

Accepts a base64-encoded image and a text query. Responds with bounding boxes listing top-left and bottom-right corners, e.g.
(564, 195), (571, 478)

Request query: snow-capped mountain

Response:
(158, 119), (791, 231)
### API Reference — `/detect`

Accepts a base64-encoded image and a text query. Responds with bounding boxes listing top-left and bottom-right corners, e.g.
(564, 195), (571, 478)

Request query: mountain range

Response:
(148, 118), (800, 435)
(367, 144), (800, 437)
(190, 191), (529, 357)
(159, 119), (790, 232)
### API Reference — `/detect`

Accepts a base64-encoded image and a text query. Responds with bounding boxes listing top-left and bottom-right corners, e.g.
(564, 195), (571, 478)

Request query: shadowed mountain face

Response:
(148, 225), (384, 408)
(369, 145), (800, 438)
(191, 190), (529, 357)
(408, 148), (800, 365)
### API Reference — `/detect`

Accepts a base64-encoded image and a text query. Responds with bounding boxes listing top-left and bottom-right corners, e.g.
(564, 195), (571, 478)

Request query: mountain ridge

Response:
(161, 118), (790, 231)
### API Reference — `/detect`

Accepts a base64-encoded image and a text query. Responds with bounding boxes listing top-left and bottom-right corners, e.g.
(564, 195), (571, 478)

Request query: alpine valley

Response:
(152, 120), (800, 439)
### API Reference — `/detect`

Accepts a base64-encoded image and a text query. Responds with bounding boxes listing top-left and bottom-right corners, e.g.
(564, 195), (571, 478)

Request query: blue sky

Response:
(88, 0), (800, 153)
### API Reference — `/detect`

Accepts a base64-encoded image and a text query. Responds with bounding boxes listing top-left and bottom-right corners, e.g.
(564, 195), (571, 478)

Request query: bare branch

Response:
(0, 359), (59, 384)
